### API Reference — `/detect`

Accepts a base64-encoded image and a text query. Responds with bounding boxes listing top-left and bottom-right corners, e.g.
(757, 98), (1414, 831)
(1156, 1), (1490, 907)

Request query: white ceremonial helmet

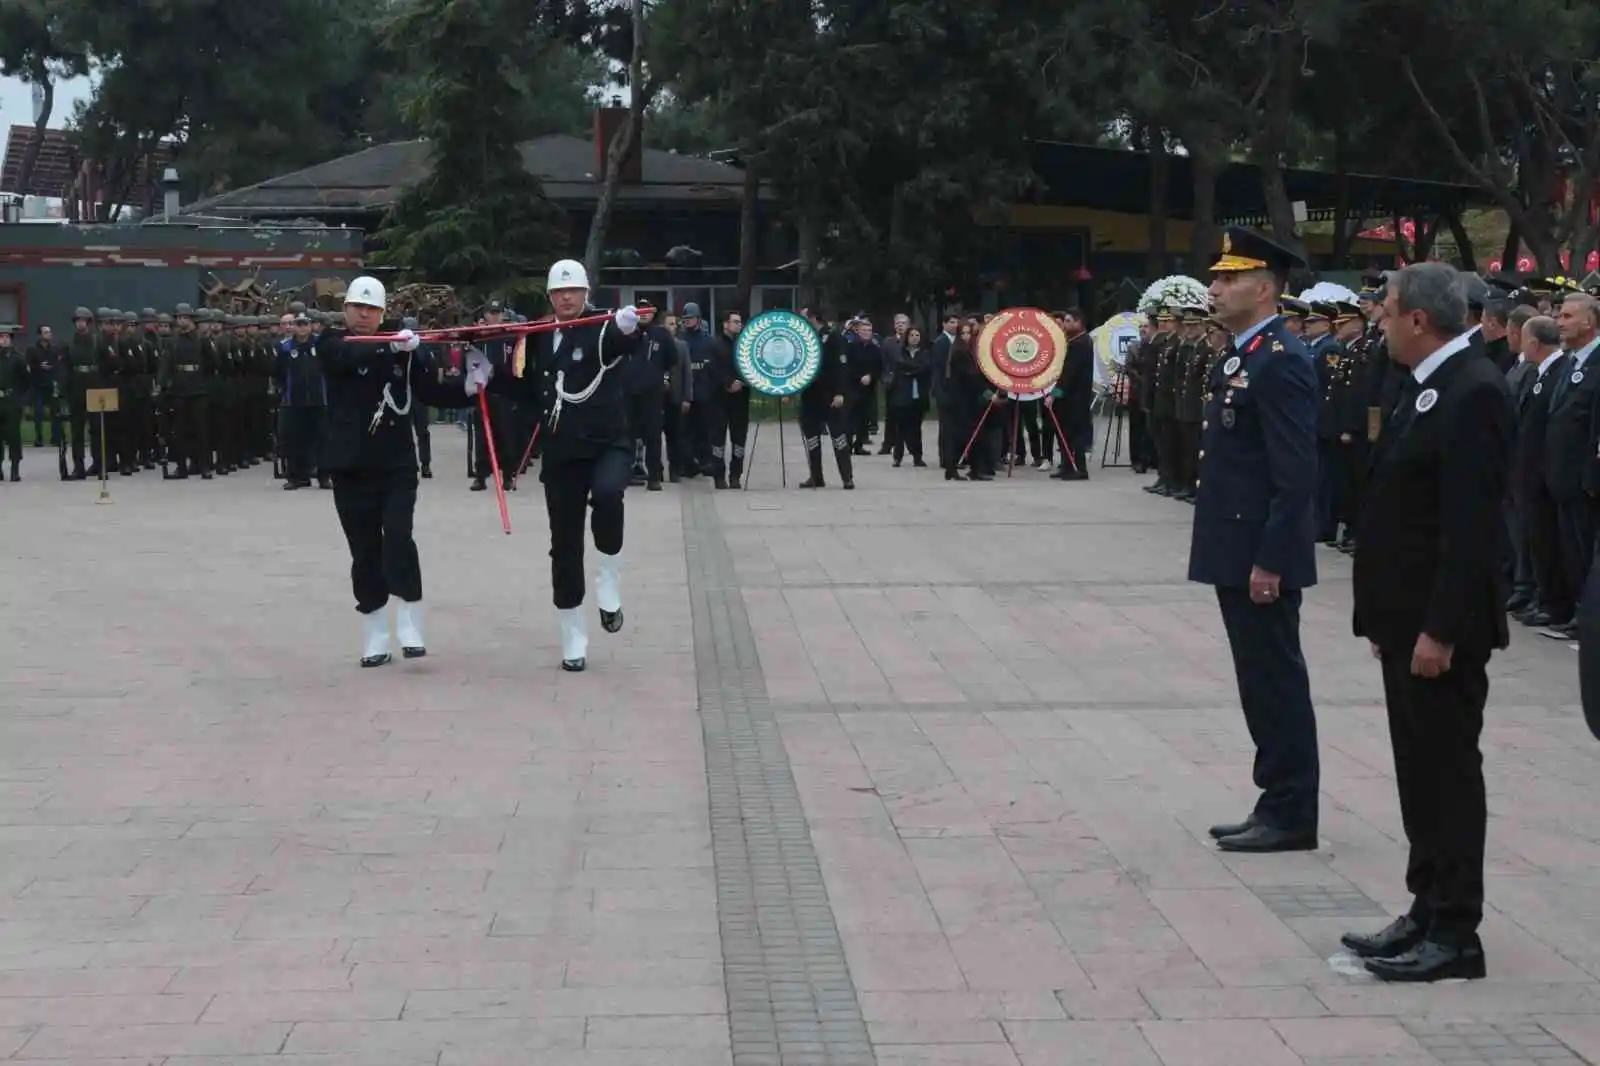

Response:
(546, 259), (589, 292)
(345, 275), (387, 309)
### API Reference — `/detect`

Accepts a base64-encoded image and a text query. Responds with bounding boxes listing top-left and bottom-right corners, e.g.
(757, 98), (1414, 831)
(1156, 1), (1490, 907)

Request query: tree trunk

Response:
(1145, 124), (1168, 278)
(14, 76), (54, 198)
(1188, 142), (1219, 274)
(1443, 209), (1476, 272)
(735, 161), (759, 315)
(582, 0), (648, 281)
(797, 210), (820, 310)
(1330, 127), (1353, 267)
(1500, 221), (1521, 270)
(1254, 34), (1308, 262)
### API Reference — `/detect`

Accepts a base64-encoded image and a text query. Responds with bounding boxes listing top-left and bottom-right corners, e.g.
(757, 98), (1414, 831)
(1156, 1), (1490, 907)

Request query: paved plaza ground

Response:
(2, 428), (1599, 1066)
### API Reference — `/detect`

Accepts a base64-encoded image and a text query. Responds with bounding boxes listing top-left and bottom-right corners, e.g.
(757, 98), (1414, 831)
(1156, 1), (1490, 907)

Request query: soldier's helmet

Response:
(140, 307), (158, 320)
(157, 313), (173, 325)
(174, 302), (195, 317)
(74, 306), (93, 320)
(402, 316), (419, 331)
(95, 307), (113, 320)
(122, 311), (138, 324)
(288, 301), (307, 314)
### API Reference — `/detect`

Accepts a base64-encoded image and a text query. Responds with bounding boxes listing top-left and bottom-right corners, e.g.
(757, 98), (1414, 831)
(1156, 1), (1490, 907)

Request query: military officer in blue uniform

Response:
(1190, 226), (1322, 853)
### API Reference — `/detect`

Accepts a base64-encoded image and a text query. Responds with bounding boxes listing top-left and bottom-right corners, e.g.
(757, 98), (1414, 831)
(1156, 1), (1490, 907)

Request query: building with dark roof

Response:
(184, 123), (800, 324)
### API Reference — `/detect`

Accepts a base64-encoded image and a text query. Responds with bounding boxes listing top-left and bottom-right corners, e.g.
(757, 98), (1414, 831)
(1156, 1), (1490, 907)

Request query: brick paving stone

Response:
(9, 430), (1600, 1066)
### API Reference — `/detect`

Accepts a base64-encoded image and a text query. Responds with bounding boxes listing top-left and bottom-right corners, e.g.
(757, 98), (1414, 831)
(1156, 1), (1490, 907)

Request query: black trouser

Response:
(682, 398), (713, 473)
(800, 403), (853, 484)
(332, 465), (421, 615)
(890, 402), (925, 462)
(851, 384), (875, 449)
(1556, 496), (1595, 616)
(710, 390), (750, 483)
(1150, 412), (1176, 484)
(283, 405), (326, 482)
(969, 400), (1001, 476)
(542, 447), (630, 609)
(471, 393), (518, 482)
(625, 387), (665, 480)
(0, 401), (21, 465)
(1019, 400), (1047, 463)
(1379, 646), (1489, 941)
(936, 395), (960, 471)
(210, 389), (236, 471)
(1580, 546), (1600, 738)
(1177, 420), (1202, 491)
(662, 395), (683, 475)
(1128, 404), (1153, 468)
(1345, 438), (1370, 539)
(880, 383), (900, 452)
(168, 394), (211, 474)
(30, 391), (60, 446)
(1317, 439), (1353, 539)
(412, 404), (431, 471)
(1527, 484), (1571, 620)
(1215, 586), (1320, 832)
(67, 404), (89, 472)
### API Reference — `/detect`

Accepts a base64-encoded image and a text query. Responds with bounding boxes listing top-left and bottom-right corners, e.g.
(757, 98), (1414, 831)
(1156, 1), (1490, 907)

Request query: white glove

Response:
(391, 329), (420, 353)
(615, 305), (639, 334)
(464, 348), (494, 396)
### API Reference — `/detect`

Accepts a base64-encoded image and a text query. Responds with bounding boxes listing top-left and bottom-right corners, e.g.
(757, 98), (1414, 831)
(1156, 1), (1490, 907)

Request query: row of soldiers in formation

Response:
(1125, 292), (1377, 552)
(0, 304), (355, 481)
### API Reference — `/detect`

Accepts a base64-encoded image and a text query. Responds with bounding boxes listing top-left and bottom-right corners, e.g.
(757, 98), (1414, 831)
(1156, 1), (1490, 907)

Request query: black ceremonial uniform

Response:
(0, 332), (25, 477)
(489, 308), (642, 610)
(1174, 329), (1208, 499)
(275, 333), (329, 487)
(800, 321), (855, 489)
(628, 322), (674, 488)
(470, 336), (518, 491)
(1148, 323), (1181, 493)
(158, 311), (213, 479)
(323, 323), (475, 616)
(1312, 332), (1351, 542)
(707, 328), (750, 488)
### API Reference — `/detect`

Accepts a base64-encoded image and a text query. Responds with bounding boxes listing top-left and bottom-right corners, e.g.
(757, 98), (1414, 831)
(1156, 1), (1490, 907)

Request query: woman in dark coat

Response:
(888, 326), (931, 467)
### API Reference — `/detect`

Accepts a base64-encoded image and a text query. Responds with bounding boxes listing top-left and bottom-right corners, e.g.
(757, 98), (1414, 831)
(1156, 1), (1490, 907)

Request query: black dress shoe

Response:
(600, 607), (623, 634)
(561, 657), (586, 672)
(1505, 594), (1533, 614)
(647, 479), (662, 491)
(1517, 609), (1554, 627)
(1215, 824), (1317, 853)
(1339, 915), (1426, 959)
(470, 477), (487, 492)
(1364, 937), (1486, 982)
(1208, 814), (1258, 840)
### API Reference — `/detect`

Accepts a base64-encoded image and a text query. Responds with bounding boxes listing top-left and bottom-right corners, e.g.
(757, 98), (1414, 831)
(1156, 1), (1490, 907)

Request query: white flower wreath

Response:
(1137, 275), (1210, 316)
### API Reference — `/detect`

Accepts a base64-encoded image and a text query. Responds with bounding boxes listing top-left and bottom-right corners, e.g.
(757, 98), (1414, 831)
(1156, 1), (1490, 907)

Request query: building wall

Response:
(0, 222), (363, 332)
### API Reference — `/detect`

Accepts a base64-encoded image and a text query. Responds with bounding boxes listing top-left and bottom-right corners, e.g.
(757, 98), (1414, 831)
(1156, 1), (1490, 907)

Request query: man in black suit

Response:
(1047, 307), (1095, 480)
(1509, 317), (1570, 627)
(1190, 227), (1321, 854)
(1539, 293), (1600, 640)
(1343, 262), (1512, 982)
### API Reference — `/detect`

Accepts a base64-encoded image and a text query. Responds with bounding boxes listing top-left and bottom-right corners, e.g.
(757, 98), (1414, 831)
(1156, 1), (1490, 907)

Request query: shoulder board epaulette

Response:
(1272, 341), (1285, 352)
(1246, 335), (1264, 353)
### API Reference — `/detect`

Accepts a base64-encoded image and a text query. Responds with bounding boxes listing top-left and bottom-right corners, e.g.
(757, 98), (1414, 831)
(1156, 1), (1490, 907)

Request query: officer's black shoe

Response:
(1143, 481), (1162, 493)
(728, 477), (741, 490)
(7, 463), (17, 482)
(800, 477), (824, 488)
(1517, 609), (1554, 627)
(361, 653), (392, 668)
(562, 657), (586, 673)
(1340, 915), (1426, 959)
(913, 458), (928, 467)
(1364, 937), (1485, 982)
(283, 479), (302, 490)
(142, 461), (156, 471)
(120, 466), (134, 476)
(318, 478), (331, 489)
(470, 477), (487, 492)
(647, 479), (663, 491)
(503, 473), (516, 492)
(1208, 814), (1257, 840)
(1505, 593), (1533, 614)
(200, 471), (214, 481)
(164, 469), (189, 481)
(600, 608), (623, 634)
(714, 476), (729, 490)
(970, 472), (994, 482)
(421, 466), (432, 479)
(1215, 825), (1317, 853)
(668, 471), (682, 483)
(842, 480), (855, 490)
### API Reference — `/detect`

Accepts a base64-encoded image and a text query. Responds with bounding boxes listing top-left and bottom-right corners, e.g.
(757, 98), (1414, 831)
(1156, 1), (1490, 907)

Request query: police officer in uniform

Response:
(402, 316), (433, 479)
(795, 306), (855, 490)
(708, 310), (751, 489)
(470, 260), (645, 671)
(0, 326), (26, 480)
(1191, 227), (1321, 853)
(322, 277), (482, 666)
(468, 301), (517, 492)
(275, 311), (329, 488)
(1125, 318), (1157, 474)
(628, 302), (676, 491)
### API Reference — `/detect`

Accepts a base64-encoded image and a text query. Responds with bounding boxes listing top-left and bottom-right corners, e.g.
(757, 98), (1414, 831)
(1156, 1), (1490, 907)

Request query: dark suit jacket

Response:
(1353, 345), (1512, 655)
(1188, 317), (1319, 590)
(1057, 332), (1095, 444)
(1511, 355), (1566, 502)
(1544, 349), (1600, 500)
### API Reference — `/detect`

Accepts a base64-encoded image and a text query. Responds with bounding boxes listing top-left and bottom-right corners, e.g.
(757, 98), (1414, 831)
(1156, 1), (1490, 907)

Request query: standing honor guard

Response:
(1190, 227), (1322, 853)
(471, 259), (644, 671)
(322, 276), (485, 667)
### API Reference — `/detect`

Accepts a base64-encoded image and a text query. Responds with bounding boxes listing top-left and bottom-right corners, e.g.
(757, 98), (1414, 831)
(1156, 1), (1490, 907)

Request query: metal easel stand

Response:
(1099, 368), (1131, 470)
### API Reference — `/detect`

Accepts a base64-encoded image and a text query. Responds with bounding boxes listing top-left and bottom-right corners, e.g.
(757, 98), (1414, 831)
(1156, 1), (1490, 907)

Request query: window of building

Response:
(0, 290), (19, 328)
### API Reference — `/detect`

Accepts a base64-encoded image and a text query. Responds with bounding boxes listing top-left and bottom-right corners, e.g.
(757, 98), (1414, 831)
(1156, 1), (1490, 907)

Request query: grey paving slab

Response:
(7, 421), (1600, 1066)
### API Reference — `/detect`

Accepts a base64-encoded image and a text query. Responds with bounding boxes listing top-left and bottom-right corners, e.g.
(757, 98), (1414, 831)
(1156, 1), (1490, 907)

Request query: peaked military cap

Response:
(1332, 300), (1363, 321)
(1484, 271), (1522, 295)
(1210, 226), (1307, 278)
(1278, 297), (1310, 318)
(1154, 305), (1179, 321)
(1180, 303), (1209, 323)
(1306, 301), (1335, 321)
